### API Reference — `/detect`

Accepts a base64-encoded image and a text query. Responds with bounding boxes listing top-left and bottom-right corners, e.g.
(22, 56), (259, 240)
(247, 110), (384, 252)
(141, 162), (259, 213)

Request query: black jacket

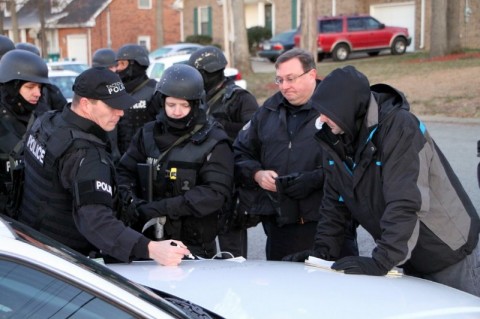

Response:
(20, 106), (150, 262)
(233, 86), (324, 223)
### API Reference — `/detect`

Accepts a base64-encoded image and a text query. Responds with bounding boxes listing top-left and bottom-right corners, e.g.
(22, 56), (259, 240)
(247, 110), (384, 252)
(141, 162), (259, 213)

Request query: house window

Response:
(194, 6), (212, 36)
(138, 0), (152, 9)
(138, 36), (151, 51)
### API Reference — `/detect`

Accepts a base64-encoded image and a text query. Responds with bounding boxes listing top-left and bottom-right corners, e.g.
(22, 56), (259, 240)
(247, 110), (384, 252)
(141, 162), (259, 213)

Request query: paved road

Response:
(245, 57), (480, 259)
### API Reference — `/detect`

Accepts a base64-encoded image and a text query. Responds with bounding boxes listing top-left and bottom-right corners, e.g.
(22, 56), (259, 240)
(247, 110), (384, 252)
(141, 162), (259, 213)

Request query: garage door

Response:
(66, 34), (88, 63)
(370, 2), (415, 52)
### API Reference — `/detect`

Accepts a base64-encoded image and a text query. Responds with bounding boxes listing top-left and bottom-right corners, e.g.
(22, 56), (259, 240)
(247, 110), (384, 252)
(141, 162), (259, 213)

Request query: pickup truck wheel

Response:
(392, 37), (407, 55)
(332, 44), (349, 61)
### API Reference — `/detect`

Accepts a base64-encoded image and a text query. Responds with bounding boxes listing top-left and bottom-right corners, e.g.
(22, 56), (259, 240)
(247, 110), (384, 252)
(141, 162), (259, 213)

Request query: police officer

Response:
(188, 46), (259, 258)
(92, 48), (117, 71)
(15, 42), (68, 111)
(15, 42), (40, 56)
(0, 35), (15, 59)
(19, 67), (190, 266)
(0, 49), (51, 215)
(115, 44), (158, 155)
(92, 48), (120, 161)
(117, 64), (234, 258)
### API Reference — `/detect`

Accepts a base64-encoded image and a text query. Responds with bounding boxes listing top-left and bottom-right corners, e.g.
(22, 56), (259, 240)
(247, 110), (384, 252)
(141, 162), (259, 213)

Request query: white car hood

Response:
(107, 259), (480, 319)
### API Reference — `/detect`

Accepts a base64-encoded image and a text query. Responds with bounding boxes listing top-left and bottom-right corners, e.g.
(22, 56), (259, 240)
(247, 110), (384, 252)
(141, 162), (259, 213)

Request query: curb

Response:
(418, 115), (480, 125)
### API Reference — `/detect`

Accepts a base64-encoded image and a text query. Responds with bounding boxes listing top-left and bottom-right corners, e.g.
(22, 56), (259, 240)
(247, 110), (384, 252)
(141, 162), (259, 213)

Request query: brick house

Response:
(181, 0), (480, 52)
(3, 0), (182, 64)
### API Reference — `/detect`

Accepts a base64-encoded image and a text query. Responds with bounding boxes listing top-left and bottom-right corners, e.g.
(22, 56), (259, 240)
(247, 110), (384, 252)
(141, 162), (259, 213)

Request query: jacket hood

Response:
(311, 66), (370, 144)
(371, 83), (410, 123)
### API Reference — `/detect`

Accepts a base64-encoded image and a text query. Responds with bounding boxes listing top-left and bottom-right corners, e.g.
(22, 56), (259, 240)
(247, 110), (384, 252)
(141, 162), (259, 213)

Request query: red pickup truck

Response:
(295, 15), (411, 61)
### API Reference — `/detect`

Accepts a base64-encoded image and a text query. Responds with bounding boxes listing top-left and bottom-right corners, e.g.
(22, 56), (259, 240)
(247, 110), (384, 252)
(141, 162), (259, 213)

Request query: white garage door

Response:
(66, 34), (88, 63)
(370, 2), (415, 52)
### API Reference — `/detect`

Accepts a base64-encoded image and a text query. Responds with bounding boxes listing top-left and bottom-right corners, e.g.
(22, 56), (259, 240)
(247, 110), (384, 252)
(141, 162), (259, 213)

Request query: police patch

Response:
(95, 180), (112, 195)
(26, 134), (46, 165)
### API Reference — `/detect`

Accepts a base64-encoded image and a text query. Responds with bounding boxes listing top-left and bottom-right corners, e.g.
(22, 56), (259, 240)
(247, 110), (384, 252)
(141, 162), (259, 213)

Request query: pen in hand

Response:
(170, 241), (195, 260)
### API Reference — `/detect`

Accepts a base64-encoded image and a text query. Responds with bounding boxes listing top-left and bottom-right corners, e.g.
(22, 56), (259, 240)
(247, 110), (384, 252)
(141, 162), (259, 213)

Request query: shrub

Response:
(247, 26), (272, 54)
(185, 35), (213, 45)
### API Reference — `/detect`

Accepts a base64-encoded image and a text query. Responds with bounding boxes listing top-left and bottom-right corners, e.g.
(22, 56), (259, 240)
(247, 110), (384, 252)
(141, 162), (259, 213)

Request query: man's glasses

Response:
(274, 69), (311, 85)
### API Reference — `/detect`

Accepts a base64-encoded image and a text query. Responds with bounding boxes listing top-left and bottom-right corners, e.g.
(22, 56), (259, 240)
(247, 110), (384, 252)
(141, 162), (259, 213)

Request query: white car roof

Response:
(48, 69), (79, 77)
(147, 54), (247, 89)
(108, 259), (480, 319)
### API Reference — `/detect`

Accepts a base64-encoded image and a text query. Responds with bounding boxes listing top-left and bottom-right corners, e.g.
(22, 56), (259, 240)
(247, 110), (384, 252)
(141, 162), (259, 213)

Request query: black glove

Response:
(118, 191), (146, 229)
(331, 256), (389, 276)
(282, 249), (330, 262)
(282, 170), (323, 200)
(136, 199), (168, 223)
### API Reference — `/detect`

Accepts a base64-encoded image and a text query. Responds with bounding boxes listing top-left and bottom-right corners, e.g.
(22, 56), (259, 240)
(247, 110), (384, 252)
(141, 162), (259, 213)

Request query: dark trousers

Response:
(262, 217), (318, 261)
(218, 228), (248, 258)
(262, 216), (358, 261)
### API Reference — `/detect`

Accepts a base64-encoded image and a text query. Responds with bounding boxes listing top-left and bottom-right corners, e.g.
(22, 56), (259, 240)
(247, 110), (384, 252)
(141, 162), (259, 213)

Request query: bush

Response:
(247, 26), (272, 54)
(185, 35), (213, 45)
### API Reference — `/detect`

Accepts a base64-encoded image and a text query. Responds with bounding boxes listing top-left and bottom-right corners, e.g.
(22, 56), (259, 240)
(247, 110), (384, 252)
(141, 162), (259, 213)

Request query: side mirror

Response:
(379, 23), (385, 29)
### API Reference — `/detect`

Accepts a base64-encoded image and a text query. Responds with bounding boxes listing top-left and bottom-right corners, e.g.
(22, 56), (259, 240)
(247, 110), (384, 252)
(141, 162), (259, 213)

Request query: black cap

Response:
(72, 67), (137, 110)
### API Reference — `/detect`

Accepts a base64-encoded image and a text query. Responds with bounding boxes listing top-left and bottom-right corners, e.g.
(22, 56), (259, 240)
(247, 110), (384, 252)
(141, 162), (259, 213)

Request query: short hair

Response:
(275, 48), (316, 72)
(71, 93), (98, 108)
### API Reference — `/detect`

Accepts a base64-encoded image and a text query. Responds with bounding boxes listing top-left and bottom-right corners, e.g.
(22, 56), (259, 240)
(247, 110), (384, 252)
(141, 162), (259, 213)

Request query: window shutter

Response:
(208, 6), (212, 36)
(194, 7), (198, 35)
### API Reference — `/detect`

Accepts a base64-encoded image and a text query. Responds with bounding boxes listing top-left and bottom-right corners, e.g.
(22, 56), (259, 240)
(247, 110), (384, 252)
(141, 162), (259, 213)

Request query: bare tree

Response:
(447, 0), (462, 53)
(155, 0), (163, 49)
(0, 1), (6, 34)
(38, 0), (47, 58)
(231, 0), (253, 76)
(10, 0), (19, 42)
(430, 0), (447, 58)
(300, 0), (318, 62)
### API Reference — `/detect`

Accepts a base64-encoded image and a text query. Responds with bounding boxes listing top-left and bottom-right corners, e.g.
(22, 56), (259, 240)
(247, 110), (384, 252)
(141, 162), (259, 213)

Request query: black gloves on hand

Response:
(282, 250), (312, 262)
(282, 169), (323, 200)
(331, 256), (389, 276)
(282, 249), (330, 262)
(136, 199), (168, 223)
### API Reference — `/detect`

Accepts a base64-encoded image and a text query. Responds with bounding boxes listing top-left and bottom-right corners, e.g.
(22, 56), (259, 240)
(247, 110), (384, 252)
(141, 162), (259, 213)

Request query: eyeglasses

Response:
(274, 69), (311, 85)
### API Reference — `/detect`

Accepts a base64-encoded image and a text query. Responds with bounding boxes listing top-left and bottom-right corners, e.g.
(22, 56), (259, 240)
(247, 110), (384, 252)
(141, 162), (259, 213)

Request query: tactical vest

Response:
(142, 121), (226, 198)
(0, 106), (29, 195)
(141, 121), (229, 245)
(206, 82), (242, 121)
(117, 79), (157, 154)
(19, 111), (109, 255)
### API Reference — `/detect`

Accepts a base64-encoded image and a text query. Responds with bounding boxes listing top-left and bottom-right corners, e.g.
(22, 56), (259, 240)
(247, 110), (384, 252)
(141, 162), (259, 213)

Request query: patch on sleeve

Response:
(74, 179), (114, 208)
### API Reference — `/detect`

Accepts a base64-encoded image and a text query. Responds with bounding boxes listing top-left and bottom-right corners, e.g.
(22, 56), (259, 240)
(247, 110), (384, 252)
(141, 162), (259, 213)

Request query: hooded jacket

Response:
(312, 66), (480, 274)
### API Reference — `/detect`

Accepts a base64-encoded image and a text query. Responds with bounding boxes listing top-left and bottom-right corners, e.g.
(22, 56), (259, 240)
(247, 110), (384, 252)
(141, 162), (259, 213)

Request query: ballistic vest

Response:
(206, 82), (242, 120)
(140, 121), (230, 244)
(19, 111), (109, 255)
(0, 106), (29, 195)
(142, 121), (228, 198)
(117, 79), (157, 154)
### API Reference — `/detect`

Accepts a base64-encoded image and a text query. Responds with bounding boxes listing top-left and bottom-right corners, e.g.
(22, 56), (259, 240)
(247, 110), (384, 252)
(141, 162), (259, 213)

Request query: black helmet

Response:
(0, 35), (15, 59)
(116, 44), (149, 67)
(15, 42), (40, 56)
(92, 48), (116, 68)
(156, 64), (204, 100)
(188, 45), (227, 73)
(0, 49), (50, 84)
